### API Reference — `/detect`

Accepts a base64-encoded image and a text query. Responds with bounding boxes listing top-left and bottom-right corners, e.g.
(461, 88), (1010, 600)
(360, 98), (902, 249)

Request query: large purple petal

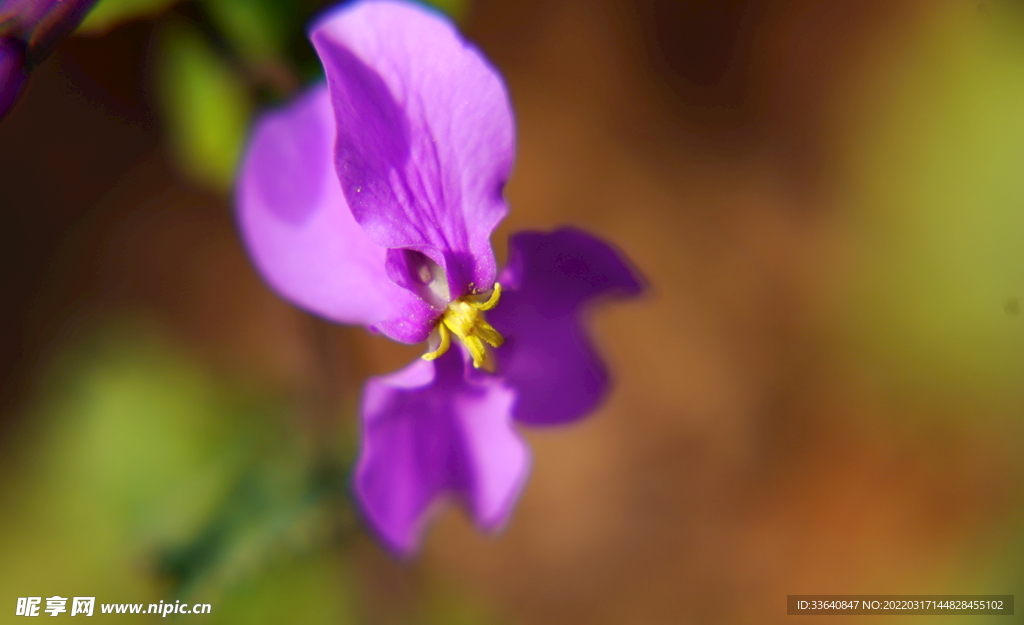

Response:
(355, 348), (529, 555)
(310, 0), (514, 299)
(236, 83), (439, 343)
(489, 228), (644, 426)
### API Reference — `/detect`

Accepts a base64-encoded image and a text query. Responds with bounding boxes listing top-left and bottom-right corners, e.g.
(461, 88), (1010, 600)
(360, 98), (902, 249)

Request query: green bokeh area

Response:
(841, 4), (1024, 406)
(838, 6), (1024, 610)
(0, 324), (354, 623)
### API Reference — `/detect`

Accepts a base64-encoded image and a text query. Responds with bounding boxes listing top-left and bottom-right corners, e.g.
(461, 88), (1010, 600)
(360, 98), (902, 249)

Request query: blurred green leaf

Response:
(418, 0), (469, 21)
(161, 454), (352, 598)
(77, 0), (181, 35)
(199, 0), (302, 97)
(155, 20), (252, 192)
(202, 0), (288, 61)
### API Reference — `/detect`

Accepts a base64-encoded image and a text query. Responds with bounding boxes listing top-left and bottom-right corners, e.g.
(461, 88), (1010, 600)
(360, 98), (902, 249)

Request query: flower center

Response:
(422, 284), (504, 369)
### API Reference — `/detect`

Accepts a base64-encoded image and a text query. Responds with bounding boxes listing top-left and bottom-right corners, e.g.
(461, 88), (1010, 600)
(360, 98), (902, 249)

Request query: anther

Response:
(420, 283), (505, 368)
(469, 283), (501, 310)
(422, 323), (450, 361)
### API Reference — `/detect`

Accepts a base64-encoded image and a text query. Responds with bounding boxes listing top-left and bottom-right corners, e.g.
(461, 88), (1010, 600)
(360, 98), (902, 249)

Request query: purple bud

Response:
(8, 0), (98, 66)
(0, 38), (27, 119)
(0, 0), (98, 121)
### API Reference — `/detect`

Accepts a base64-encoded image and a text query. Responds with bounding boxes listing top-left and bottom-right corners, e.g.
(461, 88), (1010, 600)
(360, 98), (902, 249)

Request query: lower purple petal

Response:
(355, 348), (529, 555)
(489, 228), (644, 425)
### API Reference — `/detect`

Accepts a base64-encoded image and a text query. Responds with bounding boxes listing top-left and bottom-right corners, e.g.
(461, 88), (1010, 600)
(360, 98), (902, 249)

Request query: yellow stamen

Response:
(421, 322), (450, 361)
(468, 283), (501, 310)
(421, 283), (505, 368)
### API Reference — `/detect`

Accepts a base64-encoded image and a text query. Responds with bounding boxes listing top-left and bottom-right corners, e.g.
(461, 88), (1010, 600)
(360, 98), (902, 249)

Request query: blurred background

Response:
(2, 0), (1024, 622)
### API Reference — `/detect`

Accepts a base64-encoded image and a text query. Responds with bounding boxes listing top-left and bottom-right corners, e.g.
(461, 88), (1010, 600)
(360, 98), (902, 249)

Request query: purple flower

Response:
(0, 0), (99, 119)
(236, 0), (642, 555)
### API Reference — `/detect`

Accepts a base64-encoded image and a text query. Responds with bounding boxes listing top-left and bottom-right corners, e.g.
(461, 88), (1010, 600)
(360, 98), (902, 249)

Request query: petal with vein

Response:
(310, 0), (514, 298)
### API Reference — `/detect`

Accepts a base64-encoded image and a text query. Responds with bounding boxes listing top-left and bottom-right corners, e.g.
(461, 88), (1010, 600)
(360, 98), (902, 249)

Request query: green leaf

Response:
(417, 0), (470, 21)
(155, 20), (252, 192)
(77, 0), (181, 35)
(201, 0), (288, 61)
